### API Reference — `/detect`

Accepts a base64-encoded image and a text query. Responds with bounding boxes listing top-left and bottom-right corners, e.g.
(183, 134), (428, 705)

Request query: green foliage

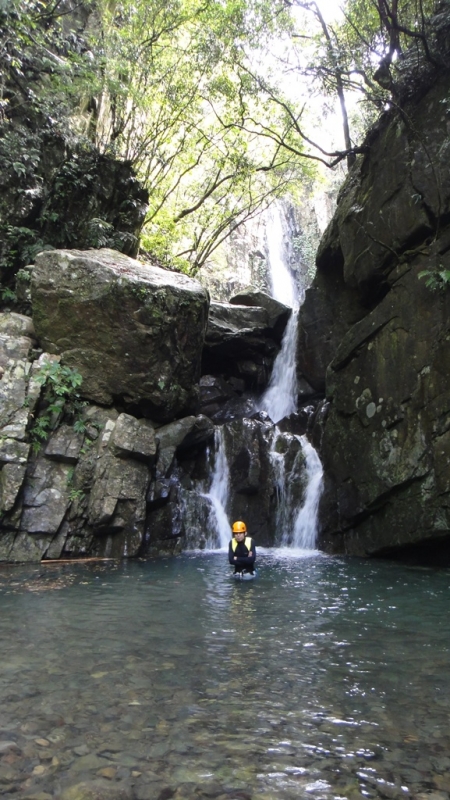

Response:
(0, 0), (100, 132)
(0, 286), (16, 302)
(30, 361), (85, 451)
(419, 269), (450, 292)
(88, 0), (315, 271)
(0, 224), (47, 271)
(0, 0), (442, 281)
(66, 467), (86, 504)
(68, 487), (85, 503)
(286, 0), (439, 172)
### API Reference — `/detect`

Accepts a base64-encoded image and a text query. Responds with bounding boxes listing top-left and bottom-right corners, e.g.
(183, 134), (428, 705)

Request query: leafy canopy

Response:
(0, 0), (444, 276)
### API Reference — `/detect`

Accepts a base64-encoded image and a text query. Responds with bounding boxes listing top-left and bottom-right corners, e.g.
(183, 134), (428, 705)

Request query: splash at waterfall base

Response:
(180, 417), (322, 553)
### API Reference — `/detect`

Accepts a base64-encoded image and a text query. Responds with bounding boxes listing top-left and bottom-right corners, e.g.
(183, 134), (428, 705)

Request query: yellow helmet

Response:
(232, 520), (247, 534)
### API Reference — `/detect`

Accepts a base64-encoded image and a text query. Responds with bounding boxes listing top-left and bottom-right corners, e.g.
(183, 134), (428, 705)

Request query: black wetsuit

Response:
(228, 538), (256, 574)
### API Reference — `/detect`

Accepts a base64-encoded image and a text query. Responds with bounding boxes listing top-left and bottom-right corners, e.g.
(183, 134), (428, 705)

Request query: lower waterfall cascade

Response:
(182, 201), (324, 553)
(203, 427), (231, 550)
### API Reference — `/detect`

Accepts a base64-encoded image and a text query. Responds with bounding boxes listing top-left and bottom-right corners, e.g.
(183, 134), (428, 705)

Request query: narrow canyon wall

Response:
(298, 58), (450, 558)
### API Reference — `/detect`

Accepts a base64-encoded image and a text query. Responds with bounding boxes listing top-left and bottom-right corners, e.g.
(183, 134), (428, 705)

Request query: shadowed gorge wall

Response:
(298, 58), (450, 558)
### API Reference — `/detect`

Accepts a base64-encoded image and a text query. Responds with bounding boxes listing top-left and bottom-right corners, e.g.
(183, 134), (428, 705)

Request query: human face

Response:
(234, 530), (245, 540)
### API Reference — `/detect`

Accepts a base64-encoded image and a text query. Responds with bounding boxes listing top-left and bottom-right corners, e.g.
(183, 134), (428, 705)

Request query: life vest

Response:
(231, 536), (252, 553)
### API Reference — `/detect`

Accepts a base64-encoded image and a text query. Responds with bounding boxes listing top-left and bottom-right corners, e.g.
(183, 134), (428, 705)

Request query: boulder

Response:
(202, 301), (279, 389)
(31, 248), (209, 421)
(229, 287), (291, 343)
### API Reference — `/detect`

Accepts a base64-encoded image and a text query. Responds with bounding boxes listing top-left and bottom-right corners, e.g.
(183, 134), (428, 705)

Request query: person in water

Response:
(228, 521), (256, 575)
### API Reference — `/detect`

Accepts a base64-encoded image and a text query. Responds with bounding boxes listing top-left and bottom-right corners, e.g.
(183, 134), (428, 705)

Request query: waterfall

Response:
(259, 309), (299, 423)
(180, 201), (323, 555)
(259, 203), (299, 423)
(262, 202), (323, 549)
(265, 203), (300, 307)
(203, 427), (230, 549)
(287, 436), (323, 549)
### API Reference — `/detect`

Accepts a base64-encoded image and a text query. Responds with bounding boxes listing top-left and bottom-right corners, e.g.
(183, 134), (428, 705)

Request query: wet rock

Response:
(209, 395), (257, 424)
(198, 375), (237, 418)
(0, 741), (20, 754)
(31, 248), (209, 421)
(45, 424), (84, 464)
(155, 417), (198, 453)
(73, 745), (90, 756)
(298, 66), (450, 558)
(202, 301), (279, 390)
(220, 417), (307, 545)
(145, 484), (185, 554)
(229, 287), (291, 343)
(146, 479), (171, 509)
(176, 415), (214, 454)
(154, 415), (213, 477)
(21, 457), (72, 535)
(111, 414), (156, 463)
(60, 780), (135, 800)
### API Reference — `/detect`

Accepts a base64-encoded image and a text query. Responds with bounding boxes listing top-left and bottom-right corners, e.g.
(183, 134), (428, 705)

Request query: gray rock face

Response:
(31, 248), (209, 421)
(202, 300), (281, 389)
(0, 314), (44, 517)
(45, 424), (84, 464)
(87, 419), (150, 556)
(110, 413), (156, 462)
(0, 308), (218, 561)
(0, 312), (35, 367)
(229, 287), (291, 343)
(22, 458), (73, 535)
(298, 68), (450, 558)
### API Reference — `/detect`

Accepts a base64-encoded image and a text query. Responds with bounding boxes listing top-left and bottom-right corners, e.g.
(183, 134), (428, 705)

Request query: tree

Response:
(87, 0), (317, 272)
(0, 0), (443, 283)
(282, 0), (438, 168)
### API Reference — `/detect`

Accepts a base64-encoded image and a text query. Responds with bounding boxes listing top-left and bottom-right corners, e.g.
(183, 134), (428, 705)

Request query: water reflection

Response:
(0, 554), (449, 799)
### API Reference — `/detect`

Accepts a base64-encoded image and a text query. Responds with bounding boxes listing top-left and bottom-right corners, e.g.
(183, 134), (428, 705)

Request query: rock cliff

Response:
(0, 250), (296, 561)
(298, 60), (450, 559)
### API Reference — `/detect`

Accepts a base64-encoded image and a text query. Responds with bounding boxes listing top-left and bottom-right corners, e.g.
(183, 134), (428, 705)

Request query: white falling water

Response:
(203, 427), (230, 549)
(259, 309), (299, 423)
(290, 436), (323, 549)
(266, 203), (299, 307)
(261, 202), (323, 549)
(259, 204), (299, 424)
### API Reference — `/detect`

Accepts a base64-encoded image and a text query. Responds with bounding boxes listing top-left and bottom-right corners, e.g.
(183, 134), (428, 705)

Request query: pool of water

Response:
(1, 551), (450, 800)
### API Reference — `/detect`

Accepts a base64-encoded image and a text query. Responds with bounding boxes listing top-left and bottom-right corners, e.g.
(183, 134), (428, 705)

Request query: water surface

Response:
(1, 552), (449, 799)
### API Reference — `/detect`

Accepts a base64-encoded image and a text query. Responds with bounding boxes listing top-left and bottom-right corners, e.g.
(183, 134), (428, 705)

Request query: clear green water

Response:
(1, 551), (450, 800)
